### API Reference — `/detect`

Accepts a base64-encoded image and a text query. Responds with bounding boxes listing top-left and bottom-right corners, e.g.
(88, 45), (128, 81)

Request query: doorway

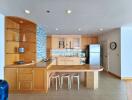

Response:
(101, 40), (109, 71)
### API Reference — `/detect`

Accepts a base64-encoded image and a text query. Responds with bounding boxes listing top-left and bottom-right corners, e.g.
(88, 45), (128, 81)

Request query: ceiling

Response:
(0, 0), (132, 35)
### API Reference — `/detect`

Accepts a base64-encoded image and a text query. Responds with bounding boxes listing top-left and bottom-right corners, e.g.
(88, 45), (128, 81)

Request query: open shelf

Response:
(6, 28), (36, 34)
(5, 16), (36, 65)
(6, 40), (36, 43)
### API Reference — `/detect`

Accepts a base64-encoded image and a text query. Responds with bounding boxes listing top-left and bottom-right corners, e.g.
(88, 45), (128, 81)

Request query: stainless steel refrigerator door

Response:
(90, 53), (100, 65)
(90, 44), (100, 53)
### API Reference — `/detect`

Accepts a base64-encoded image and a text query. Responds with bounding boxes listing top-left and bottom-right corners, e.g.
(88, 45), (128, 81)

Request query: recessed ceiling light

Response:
(25, 10), (30, 14)
(46, 10), (50, 13)
(99, 28), (103, 31)
(78, 28), (81, 31)
(66, 10), (72, 14)
(55, 28), (59, 31)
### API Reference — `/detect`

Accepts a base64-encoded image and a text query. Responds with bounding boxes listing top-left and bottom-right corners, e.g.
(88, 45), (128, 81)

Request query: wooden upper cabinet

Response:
(51, 35), (98, 50)
(81, 36), (98, 50)
(51, 35), (81, 49)
(91, 37), (98, 44)
(51, 37), (59, 49)
(47, 36), (51, 50)
(81, 36), (89, 50)
(4, 68), (17, 91)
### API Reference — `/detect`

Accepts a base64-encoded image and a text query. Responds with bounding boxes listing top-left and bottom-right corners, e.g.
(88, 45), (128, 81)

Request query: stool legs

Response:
(49, 75), (60, 90)
(68, 76), (71, 89)
(71, 75), (80, 90)
(60, 75), (71, 89)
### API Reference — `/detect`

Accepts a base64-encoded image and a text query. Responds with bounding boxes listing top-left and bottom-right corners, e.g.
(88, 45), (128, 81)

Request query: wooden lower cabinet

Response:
(57, 57), (80, 65)
(18, 68), (33, 91)
(33, 68), (45, 91)
(18, 80), (33, 90)
(5, 67), (47, 93)
(4, 68), (17, 91)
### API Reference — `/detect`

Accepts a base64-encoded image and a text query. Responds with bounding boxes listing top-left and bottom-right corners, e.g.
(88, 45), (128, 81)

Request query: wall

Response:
(121, 26), (132, 78)
(37, 26), (47, 61)
(0, 13), (5, 79)
(99, 28), (121, 77)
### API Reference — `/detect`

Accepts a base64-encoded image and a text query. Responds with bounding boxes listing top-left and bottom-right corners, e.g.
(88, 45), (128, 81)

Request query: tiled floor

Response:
(9, 72), (128, 100)
(126, 80), (132, 100)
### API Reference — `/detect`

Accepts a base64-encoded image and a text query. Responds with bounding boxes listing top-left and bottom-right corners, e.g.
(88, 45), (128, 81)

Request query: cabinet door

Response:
(33, 68), (45, 91)
(47, 36), (51, 50)
(52, 37), (59, 49)
(18, 81), (32, 90)
(18, 68), (33, 90)
(81, 37), (88, 50)
(91, 37), (98, 44)
(72, 38), (80, 49)
(4, 68), (17, 91)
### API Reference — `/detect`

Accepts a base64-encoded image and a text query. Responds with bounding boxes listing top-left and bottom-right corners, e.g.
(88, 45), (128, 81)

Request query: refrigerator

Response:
(85, 44), (101, 65)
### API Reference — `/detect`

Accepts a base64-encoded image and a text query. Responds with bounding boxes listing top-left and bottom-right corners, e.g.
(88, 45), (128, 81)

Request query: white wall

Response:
(99, 28), (121, 77)
(0, 13), (5, 79)
(121, 26), (132, 78)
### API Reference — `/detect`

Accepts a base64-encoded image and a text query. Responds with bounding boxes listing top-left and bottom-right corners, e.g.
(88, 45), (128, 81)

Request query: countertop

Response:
(48, 64), (103, 72)
(5, 61), (53, 68)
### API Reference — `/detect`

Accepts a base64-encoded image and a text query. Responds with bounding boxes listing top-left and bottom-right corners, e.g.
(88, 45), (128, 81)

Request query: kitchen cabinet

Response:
(81, 36), (88, 50)
(47, 36), (52, 58)
(4, 68), (17, 91)
(5, 67), (47, 93)
(33, 68), (45, 91)
(18, 68), (33, 90)
(51, 37), (59, 49)
(47, 36), (52, 50)
(91, 37), (98, 44)
(5, 17), (36, 66)
(57, 57), (80, 65)
(81, 36), (98, 50)
(51, 35), (81, 49)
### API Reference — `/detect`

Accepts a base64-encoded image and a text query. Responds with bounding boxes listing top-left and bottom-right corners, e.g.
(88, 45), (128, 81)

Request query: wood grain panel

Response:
(4, 68), (17, 91)
(5, 54), (19, 65)
(5, 41), (19, 53)
(33, 68), (45, 90)
(5, 16), (36, 65)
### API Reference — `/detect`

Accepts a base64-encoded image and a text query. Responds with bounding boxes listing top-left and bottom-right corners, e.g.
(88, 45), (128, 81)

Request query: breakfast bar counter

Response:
(48, 64), (103, 72)
(5, 62), (103, 93)
(47, 64), (103, 91)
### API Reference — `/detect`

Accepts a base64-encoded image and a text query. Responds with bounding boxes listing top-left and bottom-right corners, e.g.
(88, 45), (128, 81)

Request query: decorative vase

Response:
(22, 34), (26, 42)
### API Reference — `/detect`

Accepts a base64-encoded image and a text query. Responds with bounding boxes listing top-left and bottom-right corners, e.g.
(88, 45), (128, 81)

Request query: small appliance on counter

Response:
(16, 61), (25, 64)
(18, 47), (25, 53)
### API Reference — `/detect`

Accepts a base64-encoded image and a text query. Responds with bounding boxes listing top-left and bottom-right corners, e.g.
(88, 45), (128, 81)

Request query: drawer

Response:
(18, 74), (33, 81)
(18, 68), (33, 74)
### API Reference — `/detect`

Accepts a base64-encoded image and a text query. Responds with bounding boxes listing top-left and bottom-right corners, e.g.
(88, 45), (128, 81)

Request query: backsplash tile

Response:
(51, 49), (85, 57)
(37, 26), (47, 61)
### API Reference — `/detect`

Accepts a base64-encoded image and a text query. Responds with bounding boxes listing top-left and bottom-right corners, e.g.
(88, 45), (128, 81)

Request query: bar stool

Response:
(71, 73), (80, 90)
(60, 73), (71, 90)
(49, 72), (60, 90)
